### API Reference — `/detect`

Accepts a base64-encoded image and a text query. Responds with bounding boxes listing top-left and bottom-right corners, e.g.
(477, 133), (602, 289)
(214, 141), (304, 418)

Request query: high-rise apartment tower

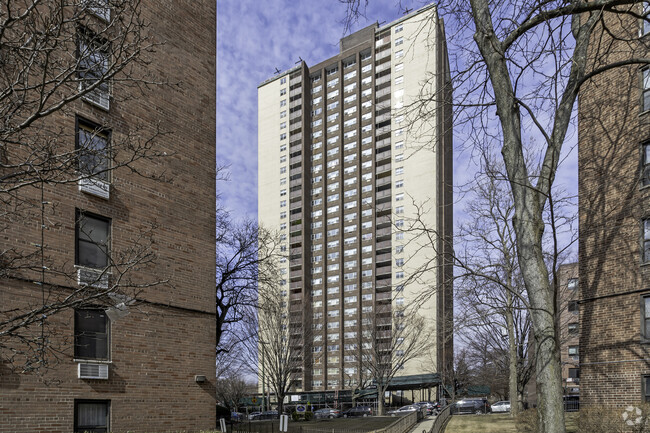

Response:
(258, 4), (453, 394)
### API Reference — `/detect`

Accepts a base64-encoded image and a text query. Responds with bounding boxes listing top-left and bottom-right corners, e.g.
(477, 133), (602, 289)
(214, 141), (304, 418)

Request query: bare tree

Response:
(0, 0), (173, 373)
(341, 1), (649, 430)
(359, 303), (428, 416)
(216, 365), (254, 412)
(454, 156), (539, 416)
(216, 217), (283, 355)
(240, 280), (302, 415)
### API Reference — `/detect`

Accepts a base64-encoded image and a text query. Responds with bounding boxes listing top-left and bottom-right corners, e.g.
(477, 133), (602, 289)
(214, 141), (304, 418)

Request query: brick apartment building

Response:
(524, 263), (580, 407)
(257, 4), (453, 395)
(0, 1), (216, 432)
(578, 5), (650, 407)
(557, 263), (580, 397)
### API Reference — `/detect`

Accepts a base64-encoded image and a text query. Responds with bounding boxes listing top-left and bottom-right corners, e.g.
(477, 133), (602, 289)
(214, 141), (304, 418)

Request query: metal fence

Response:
(428, 406), (451, 433)
(375, 411), (418, 433)
(231, 411), (418, 433)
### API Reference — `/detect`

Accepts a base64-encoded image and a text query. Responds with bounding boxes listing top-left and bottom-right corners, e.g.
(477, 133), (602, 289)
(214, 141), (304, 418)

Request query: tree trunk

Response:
(530, 307), (565, 433)
(505, 293), (518, 417)
(469, 1), (568, 429)
(517, 390), (525, 413)
(377, 387), (386, 416)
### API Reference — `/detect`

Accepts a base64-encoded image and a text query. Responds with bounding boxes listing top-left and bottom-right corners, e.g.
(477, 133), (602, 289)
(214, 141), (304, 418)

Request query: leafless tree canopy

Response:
(239, 279), (301, 415)
(359, 303), (427, 416)
(0, 0), (167, 373)
(216, 217), (284, 355)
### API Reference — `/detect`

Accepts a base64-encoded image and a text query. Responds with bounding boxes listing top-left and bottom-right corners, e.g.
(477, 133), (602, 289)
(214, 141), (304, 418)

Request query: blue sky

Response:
(216, 0), (579, 252)
(216, 0), (424, 219)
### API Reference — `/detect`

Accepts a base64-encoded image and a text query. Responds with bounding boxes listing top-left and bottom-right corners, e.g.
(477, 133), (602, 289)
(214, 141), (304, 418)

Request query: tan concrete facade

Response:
(0, 1), (216, 432)
(258, 4), (452, 395)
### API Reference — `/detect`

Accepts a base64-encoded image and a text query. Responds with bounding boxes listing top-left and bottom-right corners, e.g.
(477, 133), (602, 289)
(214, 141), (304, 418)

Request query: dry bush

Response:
(515, 408), (537, 433)
(577, 406), (627, 433)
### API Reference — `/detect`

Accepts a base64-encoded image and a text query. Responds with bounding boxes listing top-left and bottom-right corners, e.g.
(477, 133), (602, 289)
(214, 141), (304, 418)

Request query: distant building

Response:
(524, 263), (579, 407)
(578, 4), (650, 407)
(0, 1), (216, 432)
(257, 3), (453, 398)
(557, 263), (580, 397)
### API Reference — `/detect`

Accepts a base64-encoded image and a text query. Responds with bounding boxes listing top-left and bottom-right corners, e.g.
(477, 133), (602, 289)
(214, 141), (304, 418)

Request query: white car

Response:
(491, 401), (511, 413)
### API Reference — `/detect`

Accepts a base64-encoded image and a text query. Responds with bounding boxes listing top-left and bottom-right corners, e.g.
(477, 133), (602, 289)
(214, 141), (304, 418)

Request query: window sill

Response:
(75, 266), (111, 289)
(79, 177), (110, 199)
(82, 93), (111, 111)
(74, 359), (112, 364)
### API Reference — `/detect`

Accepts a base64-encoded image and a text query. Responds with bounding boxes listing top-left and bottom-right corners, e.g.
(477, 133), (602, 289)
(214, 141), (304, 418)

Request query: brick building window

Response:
(644, 376), (650, 402)
(77, 118), (110, 182)
(642, 296), (650, 340)
(642, 2), (650, 37)
(568, 301), (578, 314)
(643, 143), (650, 186)
(75, 309), (109, 360)
(644, 219), (650, 262)
(641, 68), (650, 111)
(77, 29), (110, 110)
(568, 345), (579, 360)
(568, 322), (578, 335)
(75, 400), (110, 432)
(567, 278), (578, 290)
(76, 211), (110, 269)
(568, 368), (580, 383)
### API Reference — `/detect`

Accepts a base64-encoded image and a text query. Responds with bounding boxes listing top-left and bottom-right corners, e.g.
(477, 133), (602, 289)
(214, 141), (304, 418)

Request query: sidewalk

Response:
(408, 415), (437, 433)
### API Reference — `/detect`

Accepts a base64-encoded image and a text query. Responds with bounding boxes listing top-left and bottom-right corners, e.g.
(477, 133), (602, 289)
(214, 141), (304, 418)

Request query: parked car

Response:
(250, 410), (279, 420)
(414, 401), (438, 415)
(248, 411), (262, 420)
(387, 405), (420, 416)
(450, 398), (490, 415)
(342, 406), (373, 417)
(491, 401), (511, 413)
(314, 408), (341, 419)
(230, 412), (244, 422)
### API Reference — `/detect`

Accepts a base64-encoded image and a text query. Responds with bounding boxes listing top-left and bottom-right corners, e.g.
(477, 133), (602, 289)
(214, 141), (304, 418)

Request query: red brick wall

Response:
(578, 7), (650, 408)
(0, 0), (216, 431)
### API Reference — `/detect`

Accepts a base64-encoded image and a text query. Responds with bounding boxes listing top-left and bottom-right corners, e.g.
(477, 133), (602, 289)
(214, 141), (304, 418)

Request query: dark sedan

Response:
(342, 406), (373, 417)
(250, 410), (279, 420)
(314, 408), (341, 419)
(450, 399), (490, 415)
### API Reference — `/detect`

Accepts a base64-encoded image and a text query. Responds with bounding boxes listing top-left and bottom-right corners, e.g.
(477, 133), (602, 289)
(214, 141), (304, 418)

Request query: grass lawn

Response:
(231, 416), (398, 433)
(443, 412), (580, 433)
(565, 412), (578, 433)
(443, 414), (517, 433)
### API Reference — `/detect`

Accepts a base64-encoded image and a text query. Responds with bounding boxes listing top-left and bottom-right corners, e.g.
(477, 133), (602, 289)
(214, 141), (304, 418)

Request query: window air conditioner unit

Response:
(79, 177), (110, 199)
(79, 83), (111, 110)
(85, 0), (111, 21)
(566, 377), (573, 382)
(77, 267), (109, 289)
(78, 362), (109, 380)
